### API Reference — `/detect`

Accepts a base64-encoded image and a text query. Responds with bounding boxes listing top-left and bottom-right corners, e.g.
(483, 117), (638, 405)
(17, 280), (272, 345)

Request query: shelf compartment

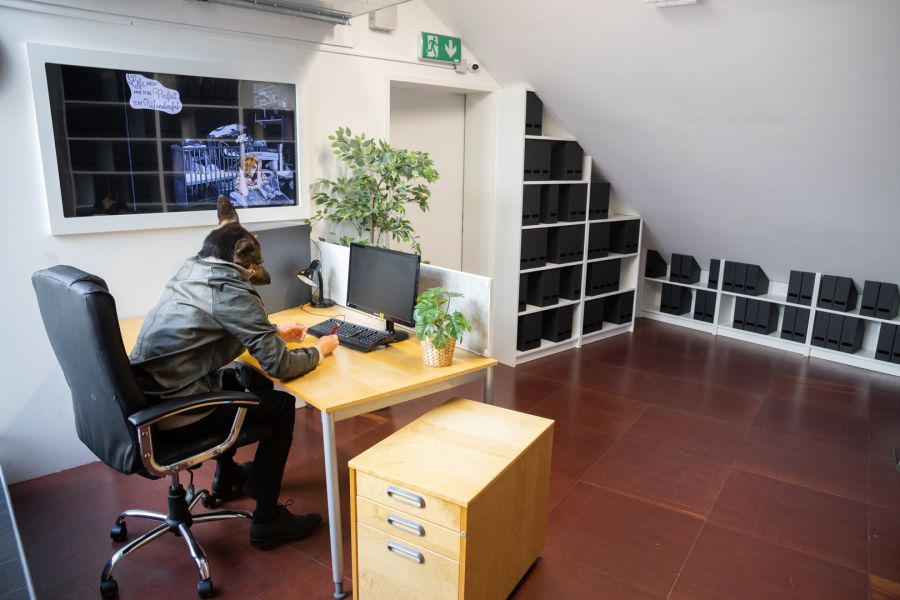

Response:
(520, 228), (548, 270)
(810, 312), (866, 353)
(644, 275), (711, 292)
(550, 141), (584, 181)
(521, 186), (541, 226)
(816, 275), (858, 312)
(546, 224), (584, 265)
(780, 305), (811, 343)
(722, 261), (770, 296)
(518, 297), (581, 317)
(787, 270), (816, 306)
(541, 305), (575, 343)
(586, 259), (621, 297)
(516, 337), (577, 360)
(523, 138), (552, 181)
(525, 91), (543, 135)
(516, 313), (543, 352)
(587, 252), (638, 264)
(660, 284), (692, 316)
(588, 181), (610, 220)
(860, 281), (900, 320)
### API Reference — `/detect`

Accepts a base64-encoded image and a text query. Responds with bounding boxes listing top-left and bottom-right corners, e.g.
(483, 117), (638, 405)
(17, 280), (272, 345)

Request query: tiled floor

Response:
(11, 319), (900, 599)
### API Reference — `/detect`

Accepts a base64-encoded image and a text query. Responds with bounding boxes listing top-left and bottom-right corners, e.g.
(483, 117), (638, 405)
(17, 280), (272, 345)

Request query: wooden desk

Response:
(120, 304), (496, 599)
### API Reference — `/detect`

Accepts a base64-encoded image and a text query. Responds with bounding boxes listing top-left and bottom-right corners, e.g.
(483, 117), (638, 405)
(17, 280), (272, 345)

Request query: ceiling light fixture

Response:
(645, 0), (697, 6)
(194, 0), (353, 25)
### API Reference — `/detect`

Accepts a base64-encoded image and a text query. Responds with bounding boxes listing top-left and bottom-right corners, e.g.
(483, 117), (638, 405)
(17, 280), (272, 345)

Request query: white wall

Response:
(389, 84), (466, 268)
(426, 0), (900, 284)
(0, 0), (496, 483)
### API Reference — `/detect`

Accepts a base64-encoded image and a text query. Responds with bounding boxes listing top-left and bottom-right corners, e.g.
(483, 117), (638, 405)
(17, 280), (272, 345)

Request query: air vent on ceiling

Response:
(193, 0), (408, 25)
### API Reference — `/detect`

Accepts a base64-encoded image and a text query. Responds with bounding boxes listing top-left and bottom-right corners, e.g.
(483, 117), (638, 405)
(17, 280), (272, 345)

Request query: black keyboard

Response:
(307, 318), (394, 352)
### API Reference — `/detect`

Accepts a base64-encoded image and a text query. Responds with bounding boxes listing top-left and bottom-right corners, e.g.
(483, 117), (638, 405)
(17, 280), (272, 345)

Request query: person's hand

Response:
(277, 322), (308, 343)
(317, 334), (339, 357)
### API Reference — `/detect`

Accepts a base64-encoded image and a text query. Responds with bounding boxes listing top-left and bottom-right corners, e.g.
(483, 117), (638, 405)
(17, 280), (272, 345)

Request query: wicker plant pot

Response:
(421, 337), (456, 367)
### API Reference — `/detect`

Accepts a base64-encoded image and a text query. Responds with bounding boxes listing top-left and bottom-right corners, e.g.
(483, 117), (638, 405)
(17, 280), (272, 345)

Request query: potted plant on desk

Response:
(414, 287), (472, 367)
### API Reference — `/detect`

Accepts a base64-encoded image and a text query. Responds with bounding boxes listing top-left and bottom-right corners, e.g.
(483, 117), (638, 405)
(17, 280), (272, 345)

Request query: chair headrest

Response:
(32, 265), (109, 294)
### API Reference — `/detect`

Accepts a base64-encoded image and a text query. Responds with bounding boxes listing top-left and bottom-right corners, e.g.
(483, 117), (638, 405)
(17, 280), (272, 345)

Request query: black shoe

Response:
(250, 506), (322, 550)
(211, 461), (253, 500)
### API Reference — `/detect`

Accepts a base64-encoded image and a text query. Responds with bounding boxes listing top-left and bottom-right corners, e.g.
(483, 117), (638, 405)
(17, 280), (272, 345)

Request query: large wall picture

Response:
(44, 63), (299, 219)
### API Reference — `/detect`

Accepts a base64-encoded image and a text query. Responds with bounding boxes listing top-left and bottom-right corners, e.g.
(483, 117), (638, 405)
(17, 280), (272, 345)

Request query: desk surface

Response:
(120, 304), (496, 415)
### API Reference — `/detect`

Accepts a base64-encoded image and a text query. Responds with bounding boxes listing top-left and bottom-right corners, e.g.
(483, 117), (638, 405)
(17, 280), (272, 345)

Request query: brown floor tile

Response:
(870, 506), (900, 591)
(547, 471), (578, 511)
(509, 557), (663, 600)
(19, 536), (85, 599)
(650, 377), (764, 424)
(753, 398), (869, 453)
(781, 355), (891, 390)
(869, 451), (900, 513)
(600, 346), (708, 380)
(529, 385), (648, 438)
(766, 373), (871, 417)
(870, 398), (900, 455)
(734, 427), (868, 503)
(520, 352), (665, 401)
(583, 438), (730, 518)
(250, 552), (342, 599)
(708, 470), (868, 572)
(546, 420), (619, 479)
(671, 524), (868, 600)
(489, 364), (562, 411)
(544, 483), (702, 597)
(623, 406), (749, 464)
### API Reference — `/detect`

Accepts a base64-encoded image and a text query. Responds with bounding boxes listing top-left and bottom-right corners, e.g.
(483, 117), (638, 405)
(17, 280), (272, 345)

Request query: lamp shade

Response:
(297, 260), (334, 308)
(297, 260), (321, 288)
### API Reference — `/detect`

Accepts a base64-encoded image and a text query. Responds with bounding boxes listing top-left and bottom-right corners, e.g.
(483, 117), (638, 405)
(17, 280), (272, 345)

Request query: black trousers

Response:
(162, 367), (296, 510)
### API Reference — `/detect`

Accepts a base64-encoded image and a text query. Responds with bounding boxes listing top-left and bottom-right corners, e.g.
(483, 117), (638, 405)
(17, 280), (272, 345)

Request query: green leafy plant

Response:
(413, 287), (472, 350)
(308, 127), (439, 254)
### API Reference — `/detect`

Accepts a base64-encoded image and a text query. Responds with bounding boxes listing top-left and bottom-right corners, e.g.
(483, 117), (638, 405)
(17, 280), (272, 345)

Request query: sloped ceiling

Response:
(425, 0), (900, 283)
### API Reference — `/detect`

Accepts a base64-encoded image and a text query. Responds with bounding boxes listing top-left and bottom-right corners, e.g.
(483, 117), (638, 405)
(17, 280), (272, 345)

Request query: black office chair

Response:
(32, 266), (271, 599)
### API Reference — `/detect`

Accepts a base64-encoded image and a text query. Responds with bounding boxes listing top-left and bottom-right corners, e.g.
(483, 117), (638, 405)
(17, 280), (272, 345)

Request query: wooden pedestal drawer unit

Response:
(349, 398), (554, 600)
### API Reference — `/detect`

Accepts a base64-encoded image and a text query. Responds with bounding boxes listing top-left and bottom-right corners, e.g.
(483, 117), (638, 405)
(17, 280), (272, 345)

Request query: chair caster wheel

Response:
(197, 578), (214, 598)
(201, 494), (217, 509)
(110, 522), (127, 542)
(100, 578), (118, 599)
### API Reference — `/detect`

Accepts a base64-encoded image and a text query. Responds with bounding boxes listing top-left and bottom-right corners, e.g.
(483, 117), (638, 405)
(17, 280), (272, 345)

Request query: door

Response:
(389, 85), (466, 270)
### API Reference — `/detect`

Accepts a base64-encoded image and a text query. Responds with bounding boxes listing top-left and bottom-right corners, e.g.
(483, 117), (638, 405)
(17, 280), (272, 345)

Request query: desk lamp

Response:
(297, 260), (334, 308)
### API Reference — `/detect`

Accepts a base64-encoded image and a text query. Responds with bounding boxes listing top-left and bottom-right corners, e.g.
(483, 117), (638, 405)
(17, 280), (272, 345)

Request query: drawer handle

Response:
(386, 486), (425, 509)
(387, 514), (425, 537)
(387, 541), (425, 564)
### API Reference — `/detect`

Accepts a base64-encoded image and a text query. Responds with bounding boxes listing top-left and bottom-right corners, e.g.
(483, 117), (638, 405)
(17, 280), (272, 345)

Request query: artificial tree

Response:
(308, 127), (439, 254)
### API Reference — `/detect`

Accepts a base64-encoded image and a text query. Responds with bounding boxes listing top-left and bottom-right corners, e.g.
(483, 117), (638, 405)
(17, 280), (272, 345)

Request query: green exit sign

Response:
(419, 31), (462, 64)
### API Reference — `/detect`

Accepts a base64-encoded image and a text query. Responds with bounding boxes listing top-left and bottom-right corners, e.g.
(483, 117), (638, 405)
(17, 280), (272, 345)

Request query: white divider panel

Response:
(419, 264), (492, 356)
(317, 242), (493, 356)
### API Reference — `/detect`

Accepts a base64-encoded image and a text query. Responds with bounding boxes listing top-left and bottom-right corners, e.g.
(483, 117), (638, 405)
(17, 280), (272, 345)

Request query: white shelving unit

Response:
(639, 255), (900, 376)
(491, 88), (643, 366)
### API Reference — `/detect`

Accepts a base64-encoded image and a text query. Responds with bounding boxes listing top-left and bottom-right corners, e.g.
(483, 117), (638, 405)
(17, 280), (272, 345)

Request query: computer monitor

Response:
(346, 243), (421, 342)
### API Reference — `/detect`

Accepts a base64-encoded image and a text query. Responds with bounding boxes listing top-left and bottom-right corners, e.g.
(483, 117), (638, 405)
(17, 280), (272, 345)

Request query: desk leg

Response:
(484, 366), (494, 404)
(321, 411), (346, 599)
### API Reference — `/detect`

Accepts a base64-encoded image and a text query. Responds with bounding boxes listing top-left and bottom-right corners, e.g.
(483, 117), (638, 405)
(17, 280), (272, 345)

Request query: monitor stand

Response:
(385, 319), (409, 343)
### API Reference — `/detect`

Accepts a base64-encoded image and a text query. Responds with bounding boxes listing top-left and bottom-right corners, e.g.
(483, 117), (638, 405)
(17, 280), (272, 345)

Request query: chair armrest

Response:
(128, 391), (260, 428)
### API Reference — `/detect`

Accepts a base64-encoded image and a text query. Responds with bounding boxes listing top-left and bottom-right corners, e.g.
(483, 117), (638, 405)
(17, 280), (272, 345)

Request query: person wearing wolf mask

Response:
(130, 196), (339, 549)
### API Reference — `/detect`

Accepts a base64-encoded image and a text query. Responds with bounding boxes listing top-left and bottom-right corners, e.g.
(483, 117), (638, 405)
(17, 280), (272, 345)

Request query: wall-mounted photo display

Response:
(30, 45), (307, 234)
(45, 63), (298, 220)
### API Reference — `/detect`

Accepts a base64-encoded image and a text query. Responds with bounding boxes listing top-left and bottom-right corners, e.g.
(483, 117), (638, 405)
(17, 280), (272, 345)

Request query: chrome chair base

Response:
(99, 474), (251, 599)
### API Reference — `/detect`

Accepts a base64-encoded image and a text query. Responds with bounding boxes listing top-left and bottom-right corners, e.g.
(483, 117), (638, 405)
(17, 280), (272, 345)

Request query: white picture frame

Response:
(27, 43), (309, 235)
